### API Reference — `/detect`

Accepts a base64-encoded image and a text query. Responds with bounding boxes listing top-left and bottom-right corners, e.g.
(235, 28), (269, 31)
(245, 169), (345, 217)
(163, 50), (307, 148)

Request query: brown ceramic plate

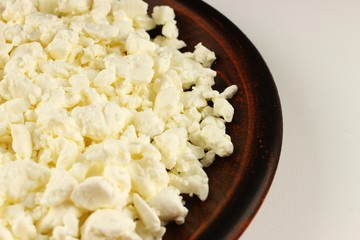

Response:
(147, 0), (283, 239)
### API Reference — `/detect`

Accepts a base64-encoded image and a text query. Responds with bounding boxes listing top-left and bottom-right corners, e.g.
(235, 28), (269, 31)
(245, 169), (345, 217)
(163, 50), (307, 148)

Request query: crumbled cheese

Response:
(162, 21), (179, 39)
(81, 209), (138, 240)
(220, 85), (239, 99)
(213, 97), (235, 122)
(57, 0), (92, 15)
(0, 0), (238, 239)
(10, 124), (32, 160)
(133, 109), (165, 137)
(37, 203), (82, 234)
(71, 177), (127, 211)
(41, 168), (78, 206)
(201, 125), (234, 157)
(0, 224), (13, 240)
(152, 6), (176, 25)
(8, 208), (37, 239)
(133, 193), (162, 233)
(46, 29), (79, 60)
(149, 187), (188, 224)
(0, 160), (50, 202)
(193, 43), (217, 68)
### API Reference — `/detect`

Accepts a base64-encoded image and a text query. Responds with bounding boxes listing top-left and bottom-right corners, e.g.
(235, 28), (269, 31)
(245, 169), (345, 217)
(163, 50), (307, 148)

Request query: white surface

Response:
(205, 0), (360, 239)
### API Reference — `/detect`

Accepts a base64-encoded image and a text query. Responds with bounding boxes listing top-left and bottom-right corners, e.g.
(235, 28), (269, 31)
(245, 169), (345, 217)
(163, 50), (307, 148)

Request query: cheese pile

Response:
(0, 0), (238, 239)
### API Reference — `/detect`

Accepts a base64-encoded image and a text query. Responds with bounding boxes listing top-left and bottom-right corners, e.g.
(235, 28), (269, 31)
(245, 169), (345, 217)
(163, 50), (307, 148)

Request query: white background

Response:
(205, 0), (360, 239)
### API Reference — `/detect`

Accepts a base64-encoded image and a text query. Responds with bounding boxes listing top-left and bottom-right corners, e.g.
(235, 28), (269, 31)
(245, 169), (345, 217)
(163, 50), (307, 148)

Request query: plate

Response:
(147, 0), (283, 239)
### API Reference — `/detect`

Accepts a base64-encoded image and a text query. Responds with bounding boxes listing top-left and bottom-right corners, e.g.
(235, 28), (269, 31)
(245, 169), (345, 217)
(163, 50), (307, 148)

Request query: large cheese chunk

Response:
(71, 177), (127, 211)
(0, 160), (50, 202)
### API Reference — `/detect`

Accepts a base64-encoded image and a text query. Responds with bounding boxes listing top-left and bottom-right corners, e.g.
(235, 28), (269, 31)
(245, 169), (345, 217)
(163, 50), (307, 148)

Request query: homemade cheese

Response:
(0, 0), (238, 239)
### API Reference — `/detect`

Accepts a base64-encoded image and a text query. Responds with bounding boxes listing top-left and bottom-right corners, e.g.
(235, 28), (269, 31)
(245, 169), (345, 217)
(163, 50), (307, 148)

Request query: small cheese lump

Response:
(41, 168), (78, 206)
(0, 0), (238, 239)
(10, 123), (32, 160)
(149, 187), (188, 225)
(81, 209), (138, 240)
(71, 177), (127, 211)
(152, 6), (176, 25)
(0, 160), (50, 203)
(133, 193), (163, 234)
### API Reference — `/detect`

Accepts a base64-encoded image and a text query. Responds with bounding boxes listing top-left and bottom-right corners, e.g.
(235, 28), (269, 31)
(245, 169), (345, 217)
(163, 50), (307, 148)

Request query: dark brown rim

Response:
(174, 1), (283, 239)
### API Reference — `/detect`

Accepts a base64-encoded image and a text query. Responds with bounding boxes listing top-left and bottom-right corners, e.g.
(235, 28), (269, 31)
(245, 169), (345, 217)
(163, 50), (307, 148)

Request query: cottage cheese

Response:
(0, 0), (238, 239)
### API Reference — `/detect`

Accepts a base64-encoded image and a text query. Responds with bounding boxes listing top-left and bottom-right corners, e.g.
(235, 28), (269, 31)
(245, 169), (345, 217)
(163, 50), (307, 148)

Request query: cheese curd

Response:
(0, 0), (238, 239)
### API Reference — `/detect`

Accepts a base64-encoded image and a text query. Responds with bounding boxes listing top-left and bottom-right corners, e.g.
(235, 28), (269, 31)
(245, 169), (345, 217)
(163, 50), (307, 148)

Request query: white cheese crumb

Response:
(133, 193), (162, 233)
(10, 124), (32, 160)
(213, 97), (235, 122)
(46, 29), (79, 60)
(221, 85), (239, 99)
(71, 177), (127, 211)
(201, 125), (234, 157)
(118, 0), (148, 19)
(10, 212), (37, 239)
(41, 168), (78, 206)
(57, 0), (92, 15)
(162, 21), (179, 39)
(193, 43), (217, 68)
(81, 209), (138, 240)
(133, 109), (165, 137)
(152, 6), (176, 25)
(0, 225), (13, 240)
(149, 187), (188, 224)
(37, 204), (82, 234)
(0, 160), (50, 202)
